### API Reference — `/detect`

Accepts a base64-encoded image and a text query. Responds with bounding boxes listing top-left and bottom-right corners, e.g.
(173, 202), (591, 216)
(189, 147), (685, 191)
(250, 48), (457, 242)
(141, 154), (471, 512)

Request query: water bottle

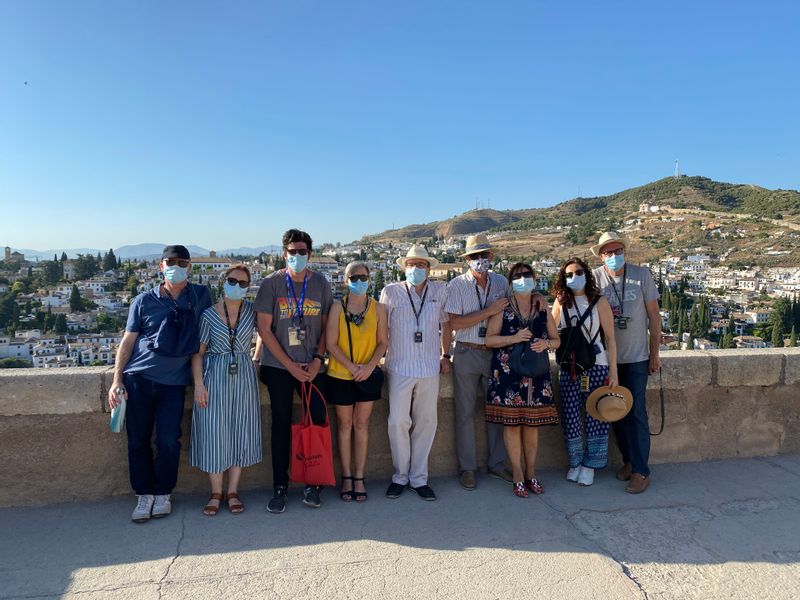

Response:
(110, 387), (126, 433)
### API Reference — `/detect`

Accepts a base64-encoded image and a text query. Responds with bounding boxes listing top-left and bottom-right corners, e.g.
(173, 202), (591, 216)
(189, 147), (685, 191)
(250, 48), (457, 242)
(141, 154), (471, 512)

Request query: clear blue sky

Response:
(2, 1), (798, 251)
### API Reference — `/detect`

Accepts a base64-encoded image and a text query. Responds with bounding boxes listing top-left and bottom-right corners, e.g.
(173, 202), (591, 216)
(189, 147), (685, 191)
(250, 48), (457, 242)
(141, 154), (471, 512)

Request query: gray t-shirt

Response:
(253, 269), (333, 369)
(592, 263), (660, 364)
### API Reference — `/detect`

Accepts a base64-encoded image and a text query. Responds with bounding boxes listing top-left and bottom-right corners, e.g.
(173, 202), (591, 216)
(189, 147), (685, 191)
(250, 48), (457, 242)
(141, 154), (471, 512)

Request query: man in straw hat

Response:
(591, 232), (662, 493)
(380, 244), (452, 501)
(445, 234), (511, 489)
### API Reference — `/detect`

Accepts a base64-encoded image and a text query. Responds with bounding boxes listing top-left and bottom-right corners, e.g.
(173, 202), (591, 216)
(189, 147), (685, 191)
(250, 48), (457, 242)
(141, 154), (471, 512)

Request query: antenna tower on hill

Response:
(674, 160), (681, 178)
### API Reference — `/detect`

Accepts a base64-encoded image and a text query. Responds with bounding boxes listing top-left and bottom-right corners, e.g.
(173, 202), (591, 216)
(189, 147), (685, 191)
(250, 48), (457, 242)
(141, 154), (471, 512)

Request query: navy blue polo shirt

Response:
(124, 283), (212, 385)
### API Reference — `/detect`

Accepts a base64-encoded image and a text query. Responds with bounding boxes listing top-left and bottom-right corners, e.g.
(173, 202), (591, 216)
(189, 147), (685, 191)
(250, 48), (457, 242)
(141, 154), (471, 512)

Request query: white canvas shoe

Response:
(577, 467), (595, 486)
(566, 467), (581, 482)
(132, 494), (154, 523)
(152, 494), (172, 518)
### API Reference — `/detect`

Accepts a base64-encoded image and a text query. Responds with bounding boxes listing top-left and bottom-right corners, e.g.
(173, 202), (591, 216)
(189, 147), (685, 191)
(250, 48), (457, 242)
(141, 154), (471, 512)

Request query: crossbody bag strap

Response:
(342, 299), (355, 363)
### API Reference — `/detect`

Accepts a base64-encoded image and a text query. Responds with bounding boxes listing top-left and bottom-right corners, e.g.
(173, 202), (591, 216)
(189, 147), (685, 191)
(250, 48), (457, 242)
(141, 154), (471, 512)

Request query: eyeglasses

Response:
(565, 269), (585, 279)
(348, 274), (369, 282)
(468, 251), (491, 260)
(164, 259), (190, 268)
(406, 261), (429, 269)
(226, 277), (249, 288)
(286, 248), (309, 256)
(513, 270), (534, 279)
(600, 247), (624, 257)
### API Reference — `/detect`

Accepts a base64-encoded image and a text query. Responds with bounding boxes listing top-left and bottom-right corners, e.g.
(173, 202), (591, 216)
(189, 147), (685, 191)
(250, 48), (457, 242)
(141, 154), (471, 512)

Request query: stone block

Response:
(714, 350), (783, 387)
(783, 348), (800, 386)
(647, 350), (712, 390)
(0, 367), (109, 416)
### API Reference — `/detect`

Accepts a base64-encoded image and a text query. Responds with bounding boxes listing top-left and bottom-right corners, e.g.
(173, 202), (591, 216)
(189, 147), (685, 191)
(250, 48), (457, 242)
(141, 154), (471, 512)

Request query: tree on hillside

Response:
(54, 313), (67, 334)
(372, 270), (385, 299)
(102, 249), (117, 272)
(790, 324), (797, 348)
(69, 284), (83, 312)
(60, 252), (68, 262)
(771, 319), (784, 348)
(126, 276), (139, 297)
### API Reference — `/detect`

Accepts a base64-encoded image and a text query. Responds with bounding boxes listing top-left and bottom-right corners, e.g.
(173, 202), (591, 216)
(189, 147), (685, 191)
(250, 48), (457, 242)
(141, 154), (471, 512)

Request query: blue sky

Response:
(1, 1), (798, 251)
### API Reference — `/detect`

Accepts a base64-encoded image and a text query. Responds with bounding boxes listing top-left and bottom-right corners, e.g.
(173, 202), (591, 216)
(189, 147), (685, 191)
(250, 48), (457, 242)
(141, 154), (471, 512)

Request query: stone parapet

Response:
(1, 348), (799, 507)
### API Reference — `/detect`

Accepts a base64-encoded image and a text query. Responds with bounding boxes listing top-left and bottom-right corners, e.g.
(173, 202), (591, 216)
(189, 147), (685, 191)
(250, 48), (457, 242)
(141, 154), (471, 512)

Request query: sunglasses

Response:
(164, 259), (190, 268)
(513, 270), (534, 279)
(600, 248), (624, 257)
(348, 274), (369, 282)
(286, 248), (309, 256)
(226, 277), (249, 288)
(468, 251), (491, 260)
(565, 269), (585, 278)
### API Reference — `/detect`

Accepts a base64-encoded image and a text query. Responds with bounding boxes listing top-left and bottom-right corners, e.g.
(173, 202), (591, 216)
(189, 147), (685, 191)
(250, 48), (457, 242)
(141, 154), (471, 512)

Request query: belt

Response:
(457, 341), (488, 351)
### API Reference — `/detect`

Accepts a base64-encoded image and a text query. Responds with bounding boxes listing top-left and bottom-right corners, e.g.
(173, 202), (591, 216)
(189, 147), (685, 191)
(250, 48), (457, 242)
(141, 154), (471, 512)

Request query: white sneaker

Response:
(577, 467), (595, 486)
(132, 494), (154, 523)
(152, 494), (172, 518)
(566, 467), (581, 482)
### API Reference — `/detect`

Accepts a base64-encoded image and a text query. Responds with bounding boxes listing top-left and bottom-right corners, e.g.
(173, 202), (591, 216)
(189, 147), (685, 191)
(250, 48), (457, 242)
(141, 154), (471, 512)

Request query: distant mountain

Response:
(12, 248), (104, 261)
(218, 245), (282, 256)
(113, 244), (210, 260)
(9, 243), (281, 262)
(364, 176), (800, 242)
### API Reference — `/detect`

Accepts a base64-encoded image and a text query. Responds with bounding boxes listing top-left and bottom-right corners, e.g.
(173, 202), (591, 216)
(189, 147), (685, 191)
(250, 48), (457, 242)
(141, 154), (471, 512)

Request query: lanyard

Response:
(405, 282), (429, 331)
(223, 300), (244, 354)
(285, 270), (308, 325)
(510, 293), (534, 327)
(609, 265), (626, 316)
(474, 277), (491, 311)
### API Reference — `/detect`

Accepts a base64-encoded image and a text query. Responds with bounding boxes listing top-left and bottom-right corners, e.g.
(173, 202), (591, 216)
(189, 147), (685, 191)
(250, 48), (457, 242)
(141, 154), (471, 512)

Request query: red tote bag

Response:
(290, 382), (336, 486)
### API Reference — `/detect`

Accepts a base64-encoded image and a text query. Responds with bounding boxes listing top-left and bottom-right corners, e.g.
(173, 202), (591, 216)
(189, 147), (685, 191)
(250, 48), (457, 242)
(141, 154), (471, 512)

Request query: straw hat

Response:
(396, 244), (439, 269)
(585, 385), (633, 423)
(460, 234), (496, 257)
(590, 231), (629, 257)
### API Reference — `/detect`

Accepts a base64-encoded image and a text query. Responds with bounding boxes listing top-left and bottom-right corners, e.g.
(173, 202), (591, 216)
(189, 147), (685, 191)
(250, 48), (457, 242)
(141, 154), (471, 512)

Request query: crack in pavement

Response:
(156, 504), (187, 599)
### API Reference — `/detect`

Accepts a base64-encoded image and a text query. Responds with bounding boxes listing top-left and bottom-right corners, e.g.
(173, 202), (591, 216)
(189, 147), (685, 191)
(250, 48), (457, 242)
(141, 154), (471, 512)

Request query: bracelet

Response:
(442, 354), (452, 359)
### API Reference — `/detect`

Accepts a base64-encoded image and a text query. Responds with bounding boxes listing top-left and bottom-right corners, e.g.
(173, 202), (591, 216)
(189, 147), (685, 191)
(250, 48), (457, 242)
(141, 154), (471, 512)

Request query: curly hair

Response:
(552, 257), (599, 309)
(282, 229), (313, 251)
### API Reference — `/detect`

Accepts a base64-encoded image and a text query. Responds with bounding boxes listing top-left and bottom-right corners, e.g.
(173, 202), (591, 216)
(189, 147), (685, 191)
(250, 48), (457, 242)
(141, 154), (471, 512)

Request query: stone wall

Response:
(1, 348), (799, 507)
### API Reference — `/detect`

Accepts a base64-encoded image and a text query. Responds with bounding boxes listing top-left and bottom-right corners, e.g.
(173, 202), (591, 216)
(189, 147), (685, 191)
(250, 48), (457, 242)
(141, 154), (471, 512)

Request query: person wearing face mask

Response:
(190, 265), (262, 516)
(380, 245), (452, 501)
(325, 261), (389, 502)
(485, 263), (560, 498)
(551, 257), (618, 487)
(107, 245), (212, 523)
(254, 229), (333, 512)
(591, 232), (662, 494)
(445, 234), (511, 490)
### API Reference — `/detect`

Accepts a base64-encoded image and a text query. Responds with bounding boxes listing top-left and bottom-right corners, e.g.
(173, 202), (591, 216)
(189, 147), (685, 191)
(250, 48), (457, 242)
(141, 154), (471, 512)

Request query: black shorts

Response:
(325, 374), (382, 406)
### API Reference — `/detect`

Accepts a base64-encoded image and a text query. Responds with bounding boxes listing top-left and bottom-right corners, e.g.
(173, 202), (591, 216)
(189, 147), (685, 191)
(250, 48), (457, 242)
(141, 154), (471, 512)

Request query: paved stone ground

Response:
(2, 455), (799, 600)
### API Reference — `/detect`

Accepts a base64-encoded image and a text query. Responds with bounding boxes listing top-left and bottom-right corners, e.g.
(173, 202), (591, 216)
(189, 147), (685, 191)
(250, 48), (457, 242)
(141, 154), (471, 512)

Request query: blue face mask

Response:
(348, 280), (369, 296)
(512, 276), (534, 293)
(604, 254), (625, 272)
(405, 266), (427, 286)
(286, 253), (308, 273)
(566, 274), (586, 292)
(224, 282), (247, 300)
(163, 265), (188, 284)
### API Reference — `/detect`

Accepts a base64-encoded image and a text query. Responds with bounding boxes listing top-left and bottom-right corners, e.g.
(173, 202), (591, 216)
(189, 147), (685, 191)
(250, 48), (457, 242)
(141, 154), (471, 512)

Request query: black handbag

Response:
(343, 299), (384, 395)
(555, 296), (601, 378)
(507, 321), (551, 379)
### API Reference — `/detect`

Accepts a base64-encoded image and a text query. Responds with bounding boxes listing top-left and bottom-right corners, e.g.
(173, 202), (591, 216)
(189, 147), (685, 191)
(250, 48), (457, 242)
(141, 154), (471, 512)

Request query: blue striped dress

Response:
(190, 301), (262, 473)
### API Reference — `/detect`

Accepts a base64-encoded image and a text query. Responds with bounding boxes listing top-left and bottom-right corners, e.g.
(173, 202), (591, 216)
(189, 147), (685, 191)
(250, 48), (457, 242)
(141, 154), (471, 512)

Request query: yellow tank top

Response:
(327, 297), (379, 380)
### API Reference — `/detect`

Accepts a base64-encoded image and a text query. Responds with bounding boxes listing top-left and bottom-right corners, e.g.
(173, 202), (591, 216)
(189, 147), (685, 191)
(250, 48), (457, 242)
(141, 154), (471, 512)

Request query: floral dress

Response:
(486, 305), (559, 427)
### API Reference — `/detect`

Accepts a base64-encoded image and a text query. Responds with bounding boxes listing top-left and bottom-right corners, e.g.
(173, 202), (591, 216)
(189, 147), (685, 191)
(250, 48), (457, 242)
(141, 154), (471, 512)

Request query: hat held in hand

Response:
(586, 385), (633, 423)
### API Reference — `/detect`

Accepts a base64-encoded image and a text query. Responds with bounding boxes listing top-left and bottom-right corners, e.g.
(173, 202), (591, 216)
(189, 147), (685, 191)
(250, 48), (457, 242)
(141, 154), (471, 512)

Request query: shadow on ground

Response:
(2, 455), (799, 599)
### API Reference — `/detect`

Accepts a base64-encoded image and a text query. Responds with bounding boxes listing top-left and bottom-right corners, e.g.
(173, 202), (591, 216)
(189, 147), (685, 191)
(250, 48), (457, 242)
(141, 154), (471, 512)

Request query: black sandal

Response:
(352, 477), (368, 502)
(340, 476), (354, 502)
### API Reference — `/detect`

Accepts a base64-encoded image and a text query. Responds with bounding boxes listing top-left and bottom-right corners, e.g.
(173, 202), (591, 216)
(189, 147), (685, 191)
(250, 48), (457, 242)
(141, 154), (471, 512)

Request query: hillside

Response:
(363, 208), (537, 241)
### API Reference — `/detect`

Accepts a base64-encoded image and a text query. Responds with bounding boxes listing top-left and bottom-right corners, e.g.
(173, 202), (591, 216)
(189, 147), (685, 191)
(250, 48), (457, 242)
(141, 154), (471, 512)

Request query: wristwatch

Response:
(442, 354), (452, 359)
(312, 353), (324, 362)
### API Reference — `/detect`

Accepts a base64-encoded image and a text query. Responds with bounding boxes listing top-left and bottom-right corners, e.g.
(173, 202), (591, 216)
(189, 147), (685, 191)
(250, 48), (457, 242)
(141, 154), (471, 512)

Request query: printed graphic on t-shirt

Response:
(276, 297), (323, 320)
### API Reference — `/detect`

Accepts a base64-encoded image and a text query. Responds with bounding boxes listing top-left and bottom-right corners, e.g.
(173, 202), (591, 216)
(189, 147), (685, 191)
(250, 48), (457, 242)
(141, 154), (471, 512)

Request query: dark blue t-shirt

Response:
(124, 283), (212, 385)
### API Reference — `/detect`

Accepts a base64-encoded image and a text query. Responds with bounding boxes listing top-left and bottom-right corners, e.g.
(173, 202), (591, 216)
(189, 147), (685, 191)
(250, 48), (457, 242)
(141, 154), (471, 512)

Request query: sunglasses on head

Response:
(349, 274), (369, 282)
(226, 277), (249, 288)
(513, 270), (534, 279)
(164, 258), (190, 268)
(468, 251), (491, 260)
(286, 248), (309, 256)
(600, 247), (624, 257)
(565, 269), (585, 278)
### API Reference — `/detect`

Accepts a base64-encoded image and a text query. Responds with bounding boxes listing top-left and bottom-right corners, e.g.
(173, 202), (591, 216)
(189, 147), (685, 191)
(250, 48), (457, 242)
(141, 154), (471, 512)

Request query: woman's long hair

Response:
(552, 257), (599, 309)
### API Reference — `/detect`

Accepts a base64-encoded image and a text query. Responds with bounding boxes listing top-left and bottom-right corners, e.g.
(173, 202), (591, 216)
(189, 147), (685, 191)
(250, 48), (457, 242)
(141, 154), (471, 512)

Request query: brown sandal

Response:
(203, 492), (224, 516)
(226, 492), (245, 514)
